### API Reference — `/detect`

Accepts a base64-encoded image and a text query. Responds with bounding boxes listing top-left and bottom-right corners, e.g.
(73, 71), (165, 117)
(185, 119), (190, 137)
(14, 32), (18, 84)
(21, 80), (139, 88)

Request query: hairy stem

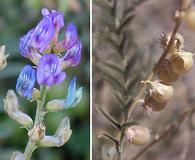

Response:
(24, 86), (47, 160)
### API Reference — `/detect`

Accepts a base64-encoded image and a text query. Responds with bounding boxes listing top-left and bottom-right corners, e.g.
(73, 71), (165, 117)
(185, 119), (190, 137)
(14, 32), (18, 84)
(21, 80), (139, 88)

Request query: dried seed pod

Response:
(183, 8), (195, 29)
(144, 89), (167, 111)
(125, 125), (151, 145)
(157, 59), (180, 84)
(144, 81), (174, 103)
(170, 51), (194, 74)
(181, 0), (191, 8)
(160, 32), (184, 53)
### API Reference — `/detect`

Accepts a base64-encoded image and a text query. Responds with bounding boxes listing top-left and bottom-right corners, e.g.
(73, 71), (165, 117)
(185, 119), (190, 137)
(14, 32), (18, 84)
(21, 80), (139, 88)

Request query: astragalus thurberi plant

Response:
(3, 8), (83, 160)
(93, 0), (195, 160)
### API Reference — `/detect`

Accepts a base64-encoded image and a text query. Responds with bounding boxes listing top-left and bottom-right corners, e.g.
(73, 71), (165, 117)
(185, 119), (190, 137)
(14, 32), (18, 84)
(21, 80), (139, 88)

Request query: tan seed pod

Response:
(157, 59), (180, 84)
(181, 0), (191, 8)
(125, 125), (151, 145)
(160, 32), (184, 53)
(183, 8), (195, 29)
(144, 81), (174, 103)
(144, 89), (167, 111)
(170, 51), (194, 74)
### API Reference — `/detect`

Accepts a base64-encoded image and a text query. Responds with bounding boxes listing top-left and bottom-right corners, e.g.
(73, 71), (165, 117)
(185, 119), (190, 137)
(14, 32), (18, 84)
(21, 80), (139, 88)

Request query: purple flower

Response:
(16, 65), (36, 100)
(30, 17), (55, 53)
(19, 17), (55, 59)
(41, 8), (64, 31)
(63, 23), (78, 49)
(37, 54), (66, 86)
(61, 40), (82, 68)
(19, 29), (35, 58)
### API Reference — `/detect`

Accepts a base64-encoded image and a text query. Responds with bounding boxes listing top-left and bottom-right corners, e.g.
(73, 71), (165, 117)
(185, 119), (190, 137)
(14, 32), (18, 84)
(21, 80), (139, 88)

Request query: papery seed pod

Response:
(167, 32), (184, 52)
(157, 59), (180, 84)
(170, 51), (194, 74)
(183, 8), (195, 29)
(160, 33), (184, 53)
(144, 89), (167, 112)
(4, 90), (33, 129)
(10, 151), (25, 160)
(144, 81), (174, 103)
(181, 0), (191, 8)
(28, 122), (45, 141)
(125, 125), (151, 145)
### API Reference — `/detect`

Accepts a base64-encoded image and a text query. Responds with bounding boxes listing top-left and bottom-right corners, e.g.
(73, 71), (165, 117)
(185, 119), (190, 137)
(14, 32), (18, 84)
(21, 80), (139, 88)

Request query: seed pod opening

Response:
(144, 81), (174, 103)
(170, 51), (194, 74)
(160, 33), (184, 53)
(125, 125), (151, 145)
(157, 59), (180, 84)
(144, 89), (167, 111)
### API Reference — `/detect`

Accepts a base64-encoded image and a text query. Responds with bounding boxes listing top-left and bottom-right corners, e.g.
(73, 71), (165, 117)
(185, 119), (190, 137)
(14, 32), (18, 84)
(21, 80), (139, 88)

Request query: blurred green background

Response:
(0, 0), (89, 160)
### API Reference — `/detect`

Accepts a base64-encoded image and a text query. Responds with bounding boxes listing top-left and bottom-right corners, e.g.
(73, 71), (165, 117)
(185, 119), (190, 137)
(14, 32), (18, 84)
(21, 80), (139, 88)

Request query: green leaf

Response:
(97, 61), (124, 76)
(101, 71), (126, 94)
(96, 105), (121, 129)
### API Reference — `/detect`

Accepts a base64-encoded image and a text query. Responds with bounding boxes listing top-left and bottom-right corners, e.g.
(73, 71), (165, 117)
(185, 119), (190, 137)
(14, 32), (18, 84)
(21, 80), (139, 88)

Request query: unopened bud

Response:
(125, 125), (151, 145)
(0, 45), (9, 70)
(4, 90), (33, 129)
(10, 151), (25, 160)
(143, 81), (174, 103)
(39, 117), (72, 147)
(32, 88), (41, 100)
(46, 99), (65, 112)
(28, 122), (45, 141)
(170, 51), (194, 74)
(157, 59), (180, 84)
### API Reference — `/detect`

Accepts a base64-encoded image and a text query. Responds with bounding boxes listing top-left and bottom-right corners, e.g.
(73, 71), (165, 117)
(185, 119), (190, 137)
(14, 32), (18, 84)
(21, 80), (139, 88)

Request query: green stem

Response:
(24, 86), (47, 160)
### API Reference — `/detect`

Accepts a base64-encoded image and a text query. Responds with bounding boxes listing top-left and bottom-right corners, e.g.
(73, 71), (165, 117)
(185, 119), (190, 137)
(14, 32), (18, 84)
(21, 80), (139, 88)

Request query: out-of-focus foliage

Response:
(0, 0), (89, 160)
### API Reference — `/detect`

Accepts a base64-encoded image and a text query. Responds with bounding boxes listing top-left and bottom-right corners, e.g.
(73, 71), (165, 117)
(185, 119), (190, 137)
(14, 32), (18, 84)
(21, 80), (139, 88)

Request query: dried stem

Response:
(126, 12), (182, 121)
(130, 106), (195, 160)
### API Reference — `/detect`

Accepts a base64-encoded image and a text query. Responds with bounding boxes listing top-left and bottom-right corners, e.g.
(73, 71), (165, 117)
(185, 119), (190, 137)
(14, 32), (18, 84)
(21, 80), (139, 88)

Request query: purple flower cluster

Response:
(16, 8), (82, 99)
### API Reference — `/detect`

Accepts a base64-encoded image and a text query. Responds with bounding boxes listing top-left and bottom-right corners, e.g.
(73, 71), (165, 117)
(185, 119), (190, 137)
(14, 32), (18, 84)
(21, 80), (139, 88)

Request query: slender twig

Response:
(130, 106), (195, 160)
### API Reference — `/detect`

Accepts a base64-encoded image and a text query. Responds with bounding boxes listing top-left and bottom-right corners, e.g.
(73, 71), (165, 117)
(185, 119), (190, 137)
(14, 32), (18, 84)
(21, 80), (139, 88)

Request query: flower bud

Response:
(125, 125), (151, 145)
(157, 59), (180, 84)
(46, 99), (65, 111)
(144, 81), (174, 103)
(0, 45), (9, 70)
(10, 151), (25, 160)
(4, 90), (33, 129)
(170, 51), (194, 74)
(39, 117), (72, 147)
(32, 88), (41, 100)
(28, 122), (45, 141)
(183, 8), (195, 29)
